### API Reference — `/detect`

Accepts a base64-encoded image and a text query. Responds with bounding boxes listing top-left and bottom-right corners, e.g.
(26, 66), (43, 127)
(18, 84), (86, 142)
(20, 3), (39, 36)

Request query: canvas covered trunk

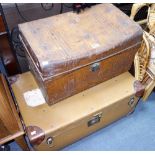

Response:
(18, 4), (143, 105)
(11, 72), (144, 150)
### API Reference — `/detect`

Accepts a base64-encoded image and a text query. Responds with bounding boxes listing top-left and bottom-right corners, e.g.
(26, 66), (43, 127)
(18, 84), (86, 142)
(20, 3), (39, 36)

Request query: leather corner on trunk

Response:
(8, 75), (19, 85)
(134, 80), (145, 97)
(26, 126), (45, 146)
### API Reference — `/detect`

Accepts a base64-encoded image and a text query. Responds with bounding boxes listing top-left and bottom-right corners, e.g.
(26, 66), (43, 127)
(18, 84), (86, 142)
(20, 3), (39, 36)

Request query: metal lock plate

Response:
(90, 62), (100, 72)
(128, 97), (135, 107)
(88, 112), (102, 127)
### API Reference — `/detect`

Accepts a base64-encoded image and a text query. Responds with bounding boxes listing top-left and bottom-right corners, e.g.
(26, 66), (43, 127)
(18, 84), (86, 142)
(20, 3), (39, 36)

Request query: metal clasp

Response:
(46, 137), (53, 145)
(88, 112), (102, 127)
(128, 97), (135, 108)
(90, 62), (100, 72)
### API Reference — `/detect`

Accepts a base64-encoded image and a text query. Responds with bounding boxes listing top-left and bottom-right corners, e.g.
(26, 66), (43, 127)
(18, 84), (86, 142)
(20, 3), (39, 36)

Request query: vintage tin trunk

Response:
(11, 72), (144, 150)
(18, 4), (143, 105)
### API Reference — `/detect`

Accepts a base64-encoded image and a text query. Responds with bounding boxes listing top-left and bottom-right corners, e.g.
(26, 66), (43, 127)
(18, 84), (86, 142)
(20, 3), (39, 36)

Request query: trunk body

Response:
(19, 4), (143, 105)
(11, 72), (144, 150)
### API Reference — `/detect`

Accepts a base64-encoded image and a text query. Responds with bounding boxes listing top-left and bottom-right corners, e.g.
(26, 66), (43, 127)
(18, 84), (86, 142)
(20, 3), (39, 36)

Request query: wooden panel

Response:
(0, 74), (23, 144)
(0, 34), (19, 75)
(0, 12), (19, 75)
(0, 119), (10, 139)
(0, 76), (19, 134)
(0, 131), (23, 145)
(0, 15), (6, 33)
(0, 66), (29, 150)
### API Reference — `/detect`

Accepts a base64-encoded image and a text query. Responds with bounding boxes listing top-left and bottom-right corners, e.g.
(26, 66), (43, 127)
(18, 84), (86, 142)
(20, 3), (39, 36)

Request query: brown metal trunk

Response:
(18, 4), (143, 105)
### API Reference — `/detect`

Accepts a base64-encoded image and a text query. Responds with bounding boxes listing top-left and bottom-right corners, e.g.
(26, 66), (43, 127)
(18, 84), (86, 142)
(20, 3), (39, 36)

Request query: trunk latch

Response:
(91, 62), (100, 72)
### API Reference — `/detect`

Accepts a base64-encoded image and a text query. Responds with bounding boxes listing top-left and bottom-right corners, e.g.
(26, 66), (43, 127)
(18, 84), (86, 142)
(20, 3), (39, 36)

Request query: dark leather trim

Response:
(134, 80), (145, 97)
(26, 126), (45, 146)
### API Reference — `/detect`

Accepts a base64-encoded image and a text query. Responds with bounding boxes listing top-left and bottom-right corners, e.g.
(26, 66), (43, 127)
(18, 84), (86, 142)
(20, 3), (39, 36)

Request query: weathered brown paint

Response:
(18, 4), (143, 105)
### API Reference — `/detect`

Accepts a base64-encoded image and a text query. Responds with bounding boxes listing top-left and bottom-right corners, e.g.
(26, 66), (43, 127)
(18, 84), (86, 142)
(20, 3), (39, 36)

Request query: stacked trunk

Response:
(10, 4), (145, 150)
(18, 4), (143, 106)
